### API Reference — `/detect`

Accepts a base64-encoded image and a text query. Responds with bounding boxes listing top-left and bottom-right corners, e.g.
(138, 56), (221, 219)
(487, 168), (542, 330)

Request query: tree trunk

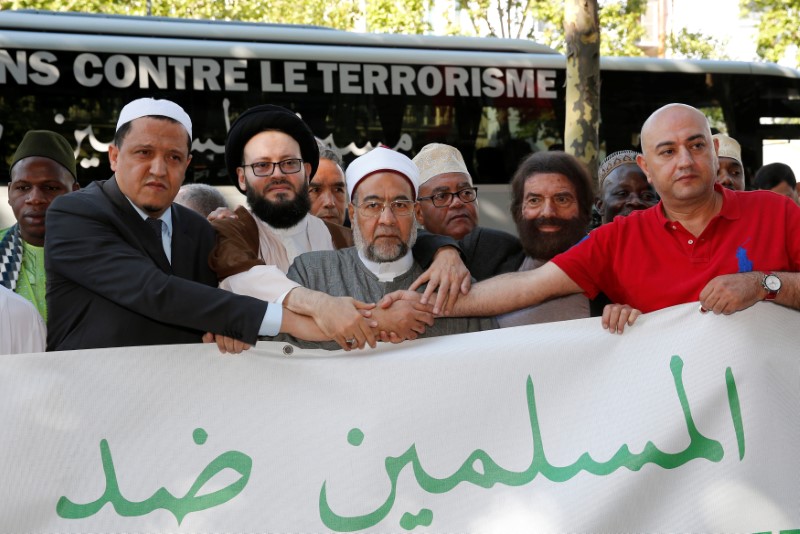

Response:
(564, 0), (600, 187)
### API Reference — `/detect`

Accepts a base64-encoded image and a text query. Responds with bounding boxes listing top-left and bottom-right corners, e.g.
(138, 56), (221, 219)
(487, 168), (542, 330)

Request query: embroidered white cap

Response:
(412, 143), (472, 186)
(116, 98), (192, 139)
(345, 146), (419, 200)
(712, 133), (743, 168)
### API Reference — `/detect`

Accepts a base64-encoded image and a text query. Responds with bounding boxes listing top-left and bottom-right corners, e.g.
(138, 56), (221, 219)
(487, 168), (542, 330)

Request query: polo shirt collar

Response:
(655, 182), (740, 228)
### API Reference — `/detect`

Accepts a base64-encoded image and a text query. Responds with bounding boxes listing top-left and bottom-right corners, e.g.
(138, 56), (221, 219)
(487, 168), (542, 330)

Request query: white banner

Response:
(0, 302), (798, 532)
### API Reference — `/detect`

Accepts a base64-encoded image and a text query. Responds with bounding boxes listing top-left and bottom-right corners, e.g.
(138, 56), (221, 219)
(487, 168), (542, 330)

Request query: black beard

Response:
(517, 215), (588, 261)
(246, 182), (311, 229)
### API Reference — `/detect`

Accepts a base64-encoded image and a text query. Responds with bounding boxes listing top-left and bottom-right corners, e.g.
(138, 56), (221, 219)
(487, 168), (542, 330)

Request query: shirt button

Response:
(672, 225), (677, 230)
(688, 239), (694, 244)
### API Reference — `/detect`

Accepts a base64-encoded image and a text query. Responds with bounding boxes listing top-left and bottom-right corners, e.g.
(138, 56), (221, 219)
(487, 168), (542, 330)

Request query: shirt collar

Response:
(655, 182), (739, 228)
(357, 249), (414, 282)
(126, 197), (173, 236)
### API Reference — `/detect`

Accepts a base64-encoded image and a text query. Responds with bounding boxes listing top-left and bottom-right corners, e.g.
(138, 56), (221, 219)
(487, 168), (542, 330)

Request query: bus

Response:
(3, 9), (800, 232)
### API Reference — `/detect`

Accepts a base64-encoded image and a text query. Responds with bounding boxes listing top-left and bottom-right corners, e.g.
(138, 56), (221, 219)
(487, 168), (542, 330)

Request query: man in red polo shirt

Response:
(396, 103), (800, 330)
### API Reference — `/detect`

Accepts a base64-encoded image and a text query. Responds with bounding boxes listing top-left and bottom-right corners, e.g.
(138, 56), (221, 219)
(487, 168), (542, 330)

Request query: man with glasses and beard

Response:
(210, 104), (348, 303)
(273, 147), (495, 350)
(495, 151), (593, 326)
(210, 105), (474, 349)
(410, 143), (523, 283)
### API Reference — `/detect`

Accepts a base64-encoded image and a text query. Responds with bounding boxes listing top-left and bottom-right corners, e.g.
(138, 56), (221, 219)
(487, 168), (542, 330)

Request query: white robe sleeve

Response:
(218, 264), (301, 304)
(0, 287), (46, 355)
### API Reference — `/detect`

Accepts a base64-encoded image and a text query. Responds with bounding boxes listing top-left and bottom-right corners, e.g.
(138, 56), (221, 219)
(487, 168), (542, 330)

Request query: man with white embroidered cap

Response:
(712, 133), (745, 191)
(413, 143), (480, 240)
(45, 97), (316, 352)
(275, 146), (496, 349)
(411, 143), (522, 283)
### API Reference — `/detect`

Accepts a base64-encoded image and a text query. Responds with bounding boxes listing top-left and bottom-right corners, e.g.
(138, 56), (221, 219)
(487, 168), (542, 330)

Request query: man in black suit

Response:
(411, 143), (522, 284)
(45, 98), (365, 351)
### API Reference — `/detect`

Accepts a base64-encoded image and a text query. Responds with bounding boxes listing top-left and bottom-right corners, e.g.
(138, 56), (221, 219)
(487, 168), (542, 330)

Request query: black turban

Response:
(225, 104), (319, 194)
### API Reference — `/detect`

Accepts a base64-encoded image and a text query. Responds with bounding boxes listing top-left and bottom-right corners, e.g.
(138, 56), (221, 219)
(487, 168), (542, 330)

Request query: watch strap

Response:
(762, 272), (780, 301)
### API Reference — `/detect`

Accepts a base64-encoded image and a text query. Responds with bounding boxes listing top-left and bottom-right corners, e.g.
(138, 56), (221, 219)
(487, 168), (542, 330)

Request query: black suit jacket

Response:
(458, 226), (524, 280)
(415, 226), (523, 281)
(45, 178), (268, 350)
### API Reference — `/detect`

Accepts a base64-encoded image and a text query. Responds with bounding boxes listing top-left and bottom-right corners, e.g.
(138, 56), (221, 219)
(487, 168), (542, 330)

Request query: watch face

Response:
(765, 274), (781, 291)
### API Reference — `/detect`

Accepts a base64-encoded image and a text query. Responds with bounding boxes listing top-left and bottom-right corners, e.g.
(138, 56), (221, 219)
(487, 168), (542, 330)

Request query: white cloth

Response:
(219, 213), (334, 303)
(357, 250), (414, 282)
(116, 98), (192, 138)
(259, 214), (334, 269)
(345, 146), (420, 200)
(0, 285), (45, 355)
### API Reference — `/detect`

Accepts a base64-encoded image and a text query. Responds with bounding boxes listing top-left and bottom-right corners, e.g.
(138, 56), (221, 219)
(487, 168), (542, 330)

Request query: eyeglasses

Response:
(356, 200), (416, 218)
(417, 187), (478, 208)
(240, 158), (303, 177)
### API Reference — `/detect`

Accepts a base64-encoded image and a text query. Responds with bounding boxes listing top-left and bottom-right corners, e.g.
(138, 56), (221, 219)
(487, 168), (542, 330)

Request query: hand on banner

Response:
(602, 304), (641, 334)
(202, 332), (252, 354)
(409, 247), (471, 316)
(699, 272), (763, 315)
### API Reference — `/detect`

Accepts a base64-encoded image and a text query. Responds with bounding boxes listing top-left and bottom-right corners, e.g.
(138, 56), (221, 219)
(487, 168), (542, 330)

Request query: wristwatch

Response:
(761, 272), (782, 301)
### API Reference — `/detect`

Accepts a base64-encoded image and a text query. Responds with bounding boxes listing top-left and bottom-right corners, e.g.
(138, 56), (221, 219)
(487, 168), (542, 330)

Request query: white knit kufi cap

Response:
(413, 143), (472, 186)
(712, 133), (742, 167)
(345, 146), (420, 200)
(116, 98), (193, 139)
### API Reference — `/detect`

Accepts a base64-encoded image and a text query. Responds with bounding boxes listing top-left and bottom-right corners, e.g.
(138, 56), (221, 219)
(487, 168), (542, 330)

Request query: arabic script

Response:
(56, 427), (252, 524)
(319, 355), (745, 531)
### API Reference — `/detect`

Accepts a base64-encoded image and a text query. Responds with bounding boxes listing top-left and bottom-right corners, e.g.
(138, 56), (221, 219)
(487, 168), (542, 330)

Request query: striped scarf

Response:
(0, 224), (22, 291)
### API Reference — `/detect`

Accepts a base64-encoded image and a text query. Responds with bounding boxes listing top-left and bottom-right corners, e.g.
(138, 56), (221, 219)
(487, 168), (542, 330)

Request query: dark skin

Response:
(8, 157), (78, 246)
(716, 157), (745, 191)
(596, 164), (659, 224)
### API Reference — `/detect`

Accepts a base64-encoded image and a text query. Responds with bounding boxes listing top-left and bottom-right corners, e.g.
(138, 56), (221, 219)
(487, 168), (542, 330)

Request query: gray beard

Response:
(352, 216), (417, 263)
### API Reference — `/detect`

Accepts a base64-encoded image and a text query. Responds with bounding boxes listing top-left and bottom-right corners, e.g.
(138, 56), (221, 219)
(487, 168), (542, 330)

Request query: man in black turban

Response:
(210, 105), (353, 302)
(210, 104), (474, 346)
(224, 105), (321, 230)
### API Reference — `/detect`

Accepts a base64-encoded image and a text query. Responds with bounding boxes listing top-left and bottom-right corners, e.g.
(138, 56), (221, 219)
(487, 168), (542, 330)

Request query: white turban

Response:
(412, 143), (471, 186)
(345, 146), (419, 200)
(116, 98), (192, 139)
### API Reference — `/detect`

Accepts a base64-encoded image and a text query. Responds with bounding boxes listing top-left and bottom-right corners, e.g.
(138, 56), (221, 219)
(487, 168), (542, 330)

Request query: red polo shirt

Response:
(552, 184), (800, 313)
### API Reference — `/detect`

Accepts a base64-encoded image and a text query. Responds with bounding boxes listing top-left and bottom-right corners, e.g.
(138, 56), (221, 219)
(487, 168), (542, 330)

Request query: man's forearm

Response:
(280, 308), (328, 341)
(452, 262), (583, 317)
(283, 287), (326, 316)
